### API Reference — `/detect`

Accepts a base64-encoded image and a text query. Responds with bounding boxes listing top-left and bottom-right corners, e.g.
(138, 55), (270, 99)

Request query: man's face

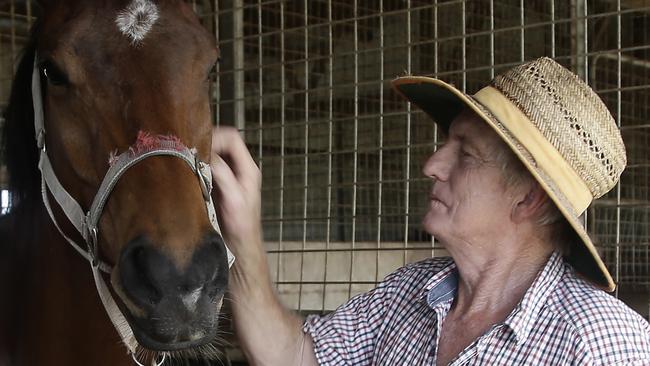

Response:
(422, 110), (517, 247)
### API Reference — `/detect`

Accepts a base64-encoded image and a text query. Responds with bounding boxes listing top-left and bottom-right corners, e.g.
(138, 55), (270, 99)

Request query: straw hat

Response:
(392, 57), (626, 291)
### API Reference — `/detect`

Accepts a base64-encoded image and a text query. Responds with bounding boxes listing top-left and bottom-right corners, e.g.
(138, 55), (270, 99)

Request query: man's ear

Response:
(511, 182), (548, 224)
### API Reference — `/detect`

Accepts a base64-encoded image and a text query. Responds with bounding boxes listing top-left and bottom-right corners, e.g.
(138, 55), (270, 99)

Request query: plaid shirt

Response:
(303, 252), (650, 365)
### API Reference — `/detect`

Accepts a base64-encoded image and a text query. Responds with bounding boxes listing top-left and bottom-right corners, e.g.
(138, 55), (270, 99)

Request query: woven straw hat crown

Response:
(492, 57), (626, 203)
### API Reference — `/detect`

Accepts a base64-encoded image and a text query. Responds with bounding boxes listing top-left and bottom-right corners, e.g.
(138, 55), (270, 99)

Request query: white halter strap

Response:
(31, 54), (234, 362)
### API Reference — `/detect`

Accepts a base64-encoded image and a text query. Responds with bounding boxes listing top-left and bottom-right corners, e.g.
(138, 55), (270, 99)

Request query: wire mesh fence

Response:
(1, 0), (649, 318)
(206, 0), (650, 314)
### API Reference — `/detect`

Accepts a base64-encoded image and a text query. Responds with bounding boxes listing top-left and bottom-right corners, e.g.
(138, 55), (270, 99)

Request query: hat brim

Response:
(392, 76), (615, 292)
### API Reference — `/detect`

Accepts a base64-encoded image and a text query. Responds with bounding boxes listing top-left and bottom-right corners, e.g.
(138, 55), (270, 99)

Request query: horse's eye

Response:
(41, 60), (69, 86)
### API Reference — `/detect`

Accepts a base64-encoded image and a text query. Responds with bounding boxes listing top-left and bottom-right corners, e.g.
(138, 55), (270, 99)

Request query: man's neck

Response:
(434, 236), (555, 366)
(446, 234), (555, 317)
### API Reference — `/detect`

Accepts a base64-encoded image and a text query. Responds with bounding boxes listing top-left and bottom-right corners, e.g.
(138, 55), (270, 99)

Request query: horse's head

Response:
(33, 0), (228, 354)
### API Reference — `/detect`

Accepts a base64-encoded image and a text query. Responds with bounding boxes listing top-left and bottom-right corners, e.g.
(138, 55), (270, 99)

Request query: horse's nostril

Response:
(199, 234), (230, 298)
(119, 237), (165, 307)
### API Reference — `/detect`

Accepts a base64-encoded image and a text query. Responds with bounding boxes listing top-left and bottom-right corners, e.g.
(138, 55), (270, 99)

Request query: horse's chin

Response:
(122, 300), (225, 354)
(121, 311), (225, 362)
(132, 335), (224, 363)
(130, 322), (218, 352)
(109, 275), (225, 357)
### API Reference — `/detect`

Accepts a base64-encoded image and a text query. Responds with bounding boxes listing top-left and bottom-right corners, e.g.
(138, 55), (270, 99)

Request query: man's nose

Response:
(422, 144), (452, 181)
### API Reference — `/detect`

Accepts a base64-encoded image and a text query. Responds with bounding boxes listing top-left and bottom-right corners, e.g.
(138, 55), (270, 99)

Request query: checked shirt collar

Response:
(418, 251), (565, 346)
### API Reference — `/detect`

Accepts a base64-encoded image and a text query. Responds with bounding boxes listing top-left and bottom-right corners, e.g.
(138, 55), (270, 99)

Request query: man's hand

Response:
(210, 126), (262, 253)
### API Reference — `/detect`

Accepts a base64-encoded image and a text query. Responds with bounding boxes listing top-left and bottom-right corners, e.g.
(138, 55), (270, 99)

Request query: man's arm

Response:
(211, 127), (319, 366)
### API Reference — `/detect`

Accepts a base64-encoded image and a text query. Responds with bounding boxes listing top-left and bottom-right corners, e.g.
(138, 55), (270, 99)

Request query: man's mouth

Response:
(429, 193), (447, 207)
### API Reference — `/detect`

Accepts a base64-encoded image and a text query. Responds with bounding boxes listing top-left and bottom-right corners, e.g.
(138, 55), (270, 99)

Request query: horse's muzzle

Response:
(117, 232), (229, 350)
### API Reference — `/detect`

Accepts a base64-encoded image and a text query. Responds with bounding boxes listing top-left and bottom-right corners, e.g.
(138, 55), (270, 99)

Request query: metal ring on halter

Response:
(196, 157), (211, 201)
(131, 352), (167, 366)
(37, 130), (46, 151)
(88, 227), (99, 267)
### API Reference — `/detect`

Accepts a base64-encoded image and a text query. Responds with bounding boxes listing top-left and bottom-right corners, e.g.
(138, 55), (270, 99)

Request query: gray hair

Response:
(493, 145), (564, 226)
(492, 141), (575, 254)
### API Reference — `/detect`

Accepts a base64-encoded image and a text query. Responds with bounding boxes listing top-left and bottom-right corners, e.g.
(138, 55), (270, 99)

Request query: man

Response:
(210, 57), (650, 365)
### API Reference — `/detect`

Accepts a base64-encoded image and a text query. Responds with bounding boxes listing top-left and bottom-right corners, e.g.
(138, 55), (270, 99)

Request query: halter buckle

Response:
(37, 129), (46, 151)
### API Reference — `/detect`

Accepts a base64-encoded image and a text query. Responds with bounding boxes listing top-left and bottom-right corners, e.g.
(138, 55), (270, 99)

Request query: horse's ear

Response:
(25, 0), (45, 15)
(32, 0), (51, 13)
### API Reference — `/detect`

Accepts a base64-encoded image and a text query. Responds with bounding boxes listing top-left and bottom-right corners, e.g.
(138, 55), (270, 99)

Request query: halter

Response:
(31, 54), (235, 365)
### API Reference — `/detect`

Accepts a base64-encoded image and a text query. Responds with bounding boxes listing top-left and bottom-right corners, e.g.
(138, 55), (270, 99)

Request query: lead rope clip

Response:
(131, 352), (167, 366)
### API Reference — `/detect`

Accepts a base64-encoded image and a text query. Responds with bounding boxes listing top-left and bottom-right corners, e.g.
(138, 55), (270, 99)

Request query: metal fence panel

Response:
(0, 0), (648, 317)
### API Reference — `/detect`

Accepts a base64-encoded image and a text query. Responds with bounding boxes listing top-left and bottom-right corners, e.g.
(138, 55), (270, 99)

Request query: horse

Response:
(0, 1), (234, 365)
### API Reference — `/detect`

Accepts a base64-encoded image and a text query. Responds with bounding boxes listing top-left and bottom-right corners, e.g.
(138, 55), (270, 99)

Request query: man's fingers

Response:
(210, 153), (239, 198)
(211, 127), (260, 187)
(210, 132), (263, 248)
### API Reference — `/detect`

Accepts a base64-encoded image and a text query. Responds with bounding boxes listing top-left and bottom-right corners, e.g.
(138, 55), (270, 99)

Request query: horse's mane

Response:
(0, 21), (45, 271)
(1, 21), (42, 210)
(0, 20), (44, 351)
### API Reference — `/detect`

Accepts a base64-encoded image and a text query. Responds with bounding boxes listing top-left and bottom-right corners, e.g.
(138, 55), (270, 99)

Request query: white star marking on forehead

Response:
(115, 0), (159, 44)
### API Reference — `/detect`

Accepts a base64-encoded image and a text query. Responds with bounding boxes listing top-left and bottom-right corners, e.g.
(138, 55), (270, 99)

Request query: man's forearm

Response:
(210, 127), (318, 365)
(228, 239), (318, 366)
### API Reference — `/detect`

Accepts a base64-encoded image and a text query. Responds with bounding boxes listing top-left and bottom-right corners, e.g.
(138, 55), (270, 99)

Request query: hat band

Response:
(473, 86), (592, 214)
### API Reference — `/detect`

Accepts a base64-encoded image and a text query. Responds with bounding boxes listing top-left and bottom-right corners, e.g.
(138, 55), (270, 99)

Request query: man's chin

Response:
(422, 220), (444, 239)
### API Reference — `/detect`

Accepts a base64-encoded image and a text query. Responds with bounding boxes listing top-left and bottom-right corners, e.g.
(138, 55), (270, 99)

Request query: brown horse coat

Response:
(1, 1), (230, 364)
